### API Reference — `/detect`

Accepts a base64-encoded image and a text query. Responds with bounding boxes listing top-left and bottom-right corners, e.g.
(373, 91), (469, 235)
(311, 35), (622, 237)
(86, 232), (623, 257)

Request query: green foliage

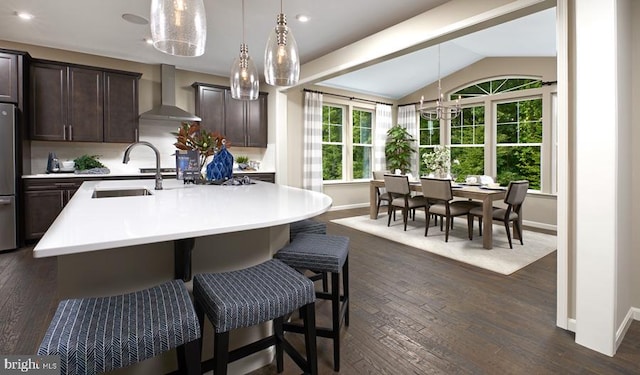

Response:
(323, 144), (342, 180)
(73, 154), (105, 170)
(235, 155), (249, 164)
(385, 125), (415, 174)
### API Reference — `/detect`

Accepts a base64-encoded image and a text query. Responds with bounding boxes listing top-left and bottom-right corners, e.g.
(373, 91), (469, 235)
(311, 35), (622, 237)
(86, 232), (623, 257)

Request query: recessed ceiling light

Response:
(296, 14), (310, 23)
(15, 11), (34, 21)
(122, 13), (149, 25)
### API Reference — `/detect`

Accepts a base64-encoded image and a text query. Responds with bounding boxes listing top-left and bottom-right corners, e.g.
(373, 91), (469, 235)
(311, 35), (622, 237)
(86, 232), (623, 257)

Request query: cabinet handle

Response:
(135, 128), (138, 140)
(0, 198), (11, 205)
(69, 125), (73, 140)
(63, 125), (67, 140)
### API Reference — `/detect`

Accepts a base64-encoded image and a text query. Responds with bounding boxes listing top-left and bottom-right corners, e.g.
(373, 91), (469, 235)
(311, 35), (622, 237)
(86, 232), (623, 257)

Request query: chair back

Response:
(420, 177), (453, 202)
(373, 170), (389, 180)
(505, 180), (529, 209)
(383, 174), (410, 195)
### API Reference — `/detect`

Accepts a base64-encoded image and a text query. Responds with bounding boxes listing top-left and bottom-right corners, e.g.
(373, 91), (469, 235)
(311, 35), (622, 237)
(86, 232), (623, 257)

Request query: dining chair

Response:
(469, 180), (529, 249)
(420, 177), (475, 242)
(373, 170), (392, 217)
(383, 174), (428, 231)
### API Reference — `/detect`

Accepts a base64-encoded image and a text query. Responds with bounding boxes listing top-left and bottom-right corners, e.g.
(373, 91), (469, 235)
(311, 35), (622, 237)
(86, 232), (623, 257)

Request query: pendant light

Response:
(150, 0), (207, 57)
(264, 0), (300, 87)
(230, 0), (259, 100)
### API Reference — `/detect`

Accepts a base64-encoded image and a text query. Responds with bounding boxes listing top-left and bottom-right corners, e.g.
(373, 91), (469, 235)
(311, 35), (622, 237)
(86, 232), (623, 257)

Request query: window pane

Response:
(450, 146), (484, 182)
(353, 109), (372, 144)
(496, 145), (541, 190)
(419, 117), (440, 146)
(452, 105), (484, 145)
(353, 145), (372, 179)
(322, 144), (342, 180)
(323, 105), (343, 142)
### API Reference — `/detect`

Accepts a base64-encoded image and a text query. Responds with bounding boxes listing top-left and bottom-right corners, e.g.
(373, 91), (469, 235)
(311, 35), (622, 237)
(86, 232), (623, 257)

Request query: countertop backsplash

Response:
(28, 121), (275, 175)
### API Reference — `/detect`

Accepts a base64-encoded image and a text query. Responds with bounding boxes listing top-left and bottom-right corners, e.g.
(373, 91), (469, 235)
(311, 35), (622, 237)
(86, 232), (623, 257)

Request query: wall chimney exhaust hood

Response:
(139, 64), (201, 122)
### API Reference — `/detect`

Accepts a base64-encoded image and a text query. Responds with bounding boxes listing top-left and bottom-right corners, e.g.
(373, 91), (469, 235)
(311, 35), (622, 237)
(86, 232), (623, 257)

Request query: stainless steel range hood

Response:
(139, 64), (201, 122)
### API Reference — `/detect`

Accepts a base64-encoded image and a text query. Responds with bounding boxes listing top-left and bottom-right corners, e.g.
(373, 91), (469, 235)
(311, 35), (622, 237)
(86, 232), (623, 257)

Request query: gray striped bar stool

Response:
(290, 218), (327, 240)
(290, 218), (329, 291)
(37, 280), (201, 375)
(274, 233), (350, 371)
(193, 259), (318, 375)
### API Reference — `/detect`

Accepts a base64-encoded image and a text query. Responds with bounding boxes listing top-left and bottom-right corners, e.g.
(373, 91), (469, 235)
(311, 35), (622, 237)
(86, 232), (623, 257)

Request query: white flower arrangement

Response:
(422, 145), (459, 178)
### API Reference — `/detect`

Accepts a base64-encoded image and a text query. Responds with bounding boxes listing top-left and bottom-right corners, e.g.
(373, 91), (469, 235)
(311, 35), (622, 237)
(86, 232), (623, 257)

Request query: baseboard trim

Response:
(329, 203), (370, 211)
(616, 307), (640, 351)
(567, 318), (576, 332)
(522, 220), (557, 232)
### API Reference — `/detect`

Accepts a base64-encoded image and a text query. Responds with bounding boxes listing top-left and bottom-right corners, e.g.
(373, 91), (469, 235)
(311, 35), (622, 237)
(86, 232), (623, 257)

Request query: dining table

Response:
(369, 179), (515, 250)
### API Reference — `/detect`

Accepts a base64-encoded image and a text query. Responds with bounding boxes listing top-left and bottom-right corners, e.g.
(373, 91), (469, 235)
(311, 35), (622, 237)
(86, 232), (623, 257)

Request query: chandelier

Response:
(417, 44), (461, 121)
(150, 0), (207, 57)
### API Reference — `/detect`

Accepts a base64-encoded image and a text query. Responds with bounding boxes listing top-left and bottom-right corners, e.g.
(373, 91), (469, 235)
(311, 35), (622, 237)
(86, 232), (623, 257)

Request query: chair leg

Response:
(514, 219), (524, 245)
(402, 208), (409, 231)
(214, 331), (230, 375)
(322, 272), (329, 292)
(176, 339), (201, 375)
(424, 209), (431, 237)
(444, 217), (450, 242)
(376, 198), (381, 217)
(301, 303), (318, 375)
(504, 221), (513, 249)
(478, 217), (483, 236)
(387, 204), (393, 227)
(467, 215), (473, 240)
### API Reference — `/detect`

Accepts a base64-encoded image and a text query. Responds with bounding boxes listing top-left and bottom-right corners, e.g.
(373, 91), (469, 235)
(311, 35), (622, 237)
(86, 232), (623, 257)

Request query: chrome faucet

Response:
(123, 141), (163, 190)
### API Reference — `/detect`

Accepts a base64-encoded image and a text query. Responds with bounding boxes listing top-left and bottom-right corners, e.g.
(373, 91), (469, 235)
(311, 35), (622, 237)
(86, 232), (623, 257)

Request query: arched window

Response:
(419, 77), (546, 190)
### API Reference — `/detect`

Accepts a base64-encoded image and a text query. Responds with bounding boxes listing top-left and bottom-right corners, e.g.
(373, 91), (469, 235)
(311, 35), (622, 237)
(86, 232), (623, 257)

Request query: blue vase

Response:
(206, 145), (234, 181)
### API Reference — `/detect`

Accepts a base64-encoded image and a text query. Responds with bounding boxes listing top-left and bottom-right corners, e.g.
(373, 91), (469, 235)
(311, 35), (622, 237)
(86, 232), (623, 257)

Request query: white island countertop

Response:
(33, 178), (332, 258)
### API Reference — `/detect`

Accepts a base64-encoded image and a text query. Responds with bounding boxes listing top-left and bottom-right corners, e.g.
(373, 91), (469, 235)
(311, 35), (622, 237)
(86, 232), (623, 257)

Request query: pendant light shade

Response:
(230, 0), (259, 100)
(150, 0), (207, 57)
(231, 44), (260, 100)
(264, 3), (299, 87)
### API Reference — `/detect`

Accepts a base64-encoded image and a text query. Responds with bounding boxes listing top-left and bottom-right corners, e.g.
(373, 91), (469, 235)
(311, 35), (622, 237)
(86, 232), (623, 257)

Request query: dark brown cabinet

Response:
(235, 172), (275, 183)
(23, 179), (81, 241)
(192, 83), (268, 147)
(30, 60), (140, 143)
(0, 52), (19, 103)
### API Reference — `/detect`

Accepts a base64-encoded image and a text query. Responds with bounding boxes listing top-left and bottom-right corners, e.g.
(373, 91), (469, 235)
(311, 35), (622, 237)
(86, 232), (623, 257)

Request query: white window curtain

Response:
(303, 91), (323, 192)
(398, 105), (418, 175)
(374, 103), (392, 172)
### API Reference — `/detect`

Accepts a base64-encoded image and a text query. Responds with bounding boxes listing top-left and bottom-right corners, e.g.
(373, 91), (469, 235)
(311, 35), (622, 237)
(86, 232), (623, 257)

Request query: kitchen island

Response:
(33, 178), (332, 374)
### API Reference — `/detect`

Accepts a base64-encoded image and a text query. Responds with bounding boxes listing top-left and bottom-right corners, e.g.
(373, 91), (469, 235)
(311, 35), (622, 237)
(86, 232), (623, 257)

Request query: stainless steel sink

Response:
(92, 188), (153, 199)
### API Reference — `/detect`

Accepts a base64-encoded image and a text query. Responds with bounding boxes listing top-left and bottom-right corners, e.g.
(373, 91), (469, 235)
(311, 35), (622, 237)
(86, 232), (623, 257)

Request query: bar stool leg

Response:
(214, 331), (230, 375)
(176, 340), (201, 375)
(331, 272), (340, 371)
(302, 303), (318, 375)
(343, 257), (350, 326)
(274, 317), (285, 373)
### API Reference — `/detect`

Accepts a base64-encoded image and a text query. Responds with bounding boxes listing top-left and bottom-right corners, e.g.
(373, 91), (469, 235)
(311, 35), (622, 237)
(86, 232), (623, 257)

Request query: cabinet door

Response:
(224, 90), (246, 146)
(0, 52), (18, 103)
(68, 67), (103, 142)
(30, 63), (67, 140)
(195, 85), (225, 135)
(24, 190), (65, 241)
(104, 72), (139, 143)
(246, 93), (268, 147)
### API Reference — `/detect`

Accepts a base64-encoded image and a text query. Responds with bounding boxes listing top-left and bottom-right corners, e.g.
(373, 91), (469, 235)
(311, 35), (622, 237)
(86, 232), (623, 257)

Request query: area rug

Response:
(331, 214), (557, 275)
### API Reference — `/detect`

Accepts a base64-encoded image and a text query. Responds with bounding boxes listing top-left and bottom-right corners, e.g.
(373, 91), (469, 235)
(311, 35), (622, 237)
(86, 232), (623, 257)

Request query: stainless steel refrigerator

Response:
(0, 102), (17, 251)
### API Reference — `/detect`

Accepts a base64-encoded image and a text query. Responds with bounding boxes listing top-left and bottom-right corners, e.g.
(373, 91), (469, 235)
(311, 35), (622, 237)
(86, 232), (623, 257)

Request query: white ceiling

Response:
(0, 0), (555, 100)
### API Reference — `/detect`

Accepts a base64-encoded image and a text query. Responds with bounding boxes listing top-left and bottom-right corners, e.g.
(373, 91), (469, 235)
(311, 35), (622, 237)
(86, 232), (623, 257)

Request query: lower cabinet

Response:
(22, 175), (169, 242)
(24, 179), (81, 241)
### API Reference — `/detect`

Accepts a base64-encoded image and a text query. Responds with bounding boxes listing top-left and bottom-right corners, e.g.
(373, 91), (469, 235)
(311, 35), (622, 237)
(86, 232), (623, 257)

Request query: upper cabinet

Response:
(29, 60), (141, 143)
(0, 52), (19, 103)
(192, 83), (268, 148)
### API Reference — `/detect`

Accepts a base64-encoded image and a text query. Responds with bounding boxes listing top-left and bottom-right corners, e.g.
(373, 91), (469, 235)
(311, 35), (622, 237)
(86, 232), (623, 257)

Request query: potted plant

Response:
(385, 125), (416, 174)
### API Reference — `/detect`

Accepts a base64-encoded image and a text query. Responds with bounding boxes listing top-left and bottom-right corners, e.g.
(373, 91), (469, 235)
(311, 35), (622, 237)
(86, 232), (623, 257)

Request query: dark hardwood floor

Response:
(2, 207), (639, 374)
